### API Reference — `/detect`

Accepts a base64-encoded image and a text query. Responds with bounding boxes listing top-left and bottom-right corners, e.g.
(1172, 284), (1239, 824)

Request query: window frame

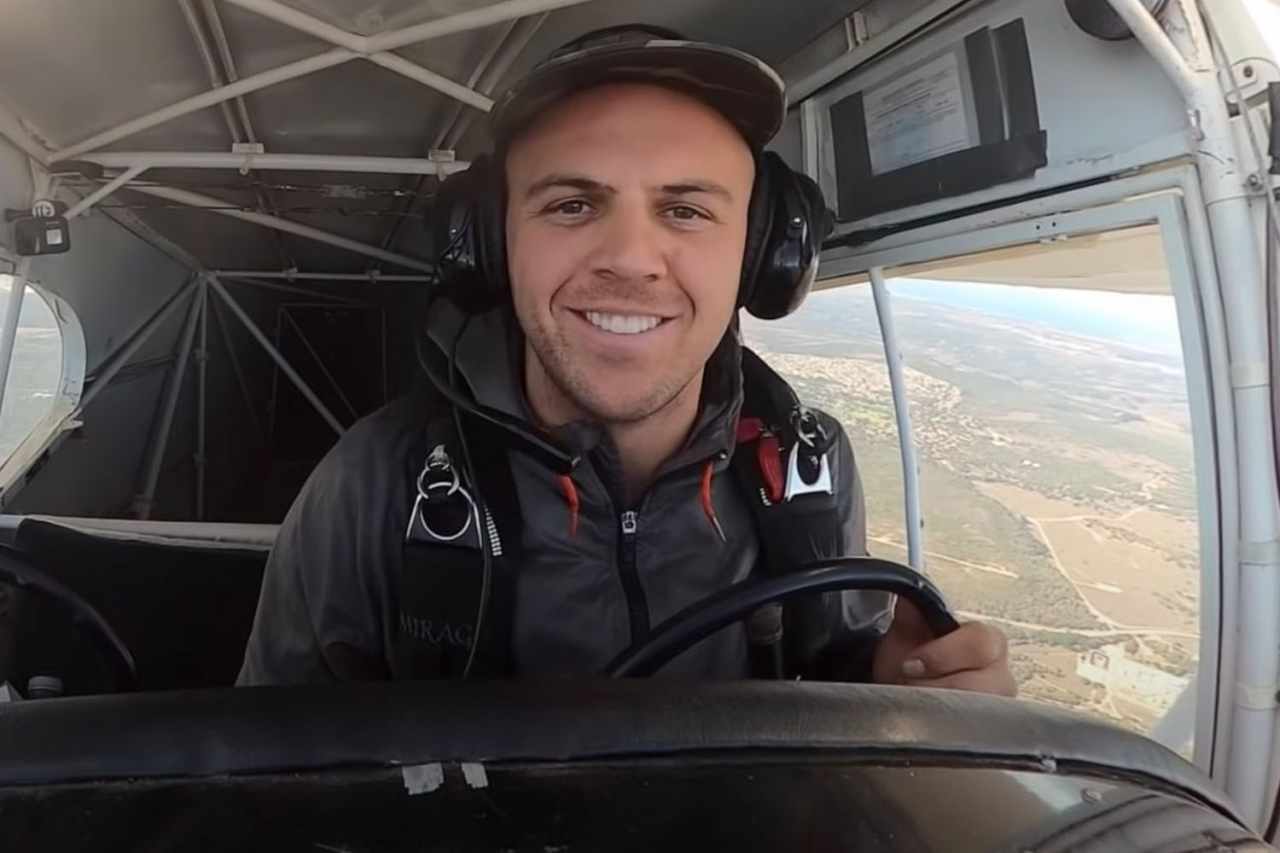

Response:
(821, 189), (1230, 776)
(0, 274), (86, 505)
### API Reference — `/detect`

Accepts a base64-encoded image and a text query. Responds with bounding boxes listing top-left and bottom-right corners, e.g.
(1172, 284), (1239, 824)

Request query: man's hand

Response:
(871, 597), (1017, 696)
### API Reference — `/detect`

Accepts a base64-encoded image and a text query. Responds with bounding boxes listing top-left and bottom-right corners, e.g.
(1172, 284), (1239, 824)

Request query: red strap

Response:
(736, 416), (766, 444)
(736, 416), (785, 504)
(757, 432), (785, 504)
(700, 461), (727, 543)
(557, 474), (579, 538)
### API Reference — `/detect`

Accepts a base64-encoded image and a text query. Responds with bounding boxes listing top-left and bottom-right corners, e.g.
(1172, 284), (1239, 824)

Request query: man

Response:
(238, 26), (1015, 696)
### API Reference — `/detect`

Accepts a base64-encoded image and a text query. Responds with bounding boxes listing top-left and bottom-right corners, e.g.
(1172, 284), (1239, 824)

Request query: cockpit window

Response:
(746, 223), (1205, 759)
(0, 275), (65, 465)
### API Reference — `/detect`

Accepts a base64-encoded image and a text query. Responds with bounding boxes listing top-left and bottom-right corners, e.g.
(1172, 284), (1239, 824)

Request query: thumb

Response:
(872, 597), (938, 684)
(902, 622), (1009, 680)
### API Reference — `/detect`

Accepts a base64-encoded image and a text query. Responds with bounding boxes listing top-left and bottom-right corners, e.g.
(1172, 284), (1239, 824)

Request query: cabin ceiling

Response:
(0, 0), (861, 274)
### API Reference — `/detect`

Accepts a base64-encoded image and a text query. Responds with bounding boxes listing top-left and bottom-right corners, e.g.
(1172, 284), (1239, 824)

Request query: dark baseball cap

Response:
(488, 24), (787, 150)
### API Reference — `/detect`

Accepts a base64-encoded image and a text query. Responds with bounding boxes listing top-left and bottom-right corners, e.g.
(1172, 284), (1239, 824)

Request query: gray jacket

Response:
(237, 305), (892, 684)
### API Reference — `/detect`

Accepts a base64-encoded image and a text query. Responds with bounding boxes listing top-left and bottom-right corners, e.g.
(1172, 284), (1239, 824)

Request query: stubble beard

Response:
(526, 322), (701, 427)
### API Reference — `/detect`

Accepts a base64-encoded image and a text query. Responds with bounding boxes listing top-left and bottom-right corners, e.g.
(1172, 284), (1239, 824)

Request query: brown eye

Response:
(668, 205), (703, 220)
(550, 199), (592, 216)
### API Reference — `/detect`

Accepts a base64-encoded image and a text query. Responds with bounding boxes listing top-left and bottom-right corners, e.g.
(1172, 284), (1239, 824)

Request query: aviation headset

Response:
(431, 136), (836, 322)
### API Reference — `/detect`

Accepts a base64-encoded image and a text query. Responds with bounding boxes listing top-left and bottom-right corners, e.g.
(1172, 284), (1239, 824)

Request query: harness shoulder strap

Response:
(731, 347), (868, 680)
(395, 383), (521, 680)
(731, 347), (850, 573)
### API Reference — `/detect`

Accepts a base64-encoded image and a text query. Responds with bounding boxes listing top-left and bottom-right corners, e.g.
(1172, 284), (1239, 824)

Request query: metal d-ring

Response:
(407, 480), (477, 542)
(792, 407), (824, 448)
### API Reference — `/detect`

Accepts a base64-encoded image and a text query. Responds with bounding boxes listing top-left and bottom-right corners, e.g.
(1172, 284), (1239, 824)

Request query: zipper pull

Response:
(621, 510), (638, 536)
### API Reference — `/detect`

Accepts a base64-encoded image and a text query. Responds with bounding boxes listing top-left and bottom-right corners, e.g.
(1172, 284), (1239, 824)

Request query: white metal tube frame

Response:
(869, 265), (924, 571)
(218, 276), (367, 306)
(64, 164), (146, 220)
(57, 157), (452, 274)
(1104, 0), (1279, 828)
(136, 288), (204, 520)
(214, 270), (431, 283)
(200, 0), (258, 143)
(53, 49), (355, 162)
(207, 275), (346, 437)
(50, 0), (597, 162)
(207, 293), (264, 444)
(75, 152), (471, 175)
(178, 0), (243, 144)
(280, 308), (359, 421)
(122, 182), (433, 273)
(76, 278), (201, 414)
(0, 258), (31, 428)
(225, 0), (588, 55)
(0, 100), (52, 165)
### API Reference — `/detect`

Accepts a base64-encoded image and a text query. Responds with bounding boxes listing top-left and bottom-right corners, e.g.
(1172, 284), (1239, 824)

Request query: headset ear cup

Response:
(432, 155), (507, 313)
(744, 153), (832, 320)
(738, 153), (776, 312)
(475, 155), (508, 298)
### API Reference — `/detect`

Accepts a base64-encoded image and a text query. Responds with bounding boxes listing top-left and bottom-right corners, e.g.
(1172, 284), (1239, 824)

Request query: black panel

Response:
(832, 17), (1045, 221)
(840, 131), (1047, 221)
(995, 18), (1041, 135)
(4, 521), (266, 693)
(830, 90), (871, 195)
(965, 29), (1006, 145)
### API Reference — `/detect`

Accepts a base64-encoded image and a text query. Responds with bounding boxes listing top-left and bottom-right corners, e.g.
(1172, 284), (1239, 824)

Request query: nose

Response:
(588, 198), (666, 283)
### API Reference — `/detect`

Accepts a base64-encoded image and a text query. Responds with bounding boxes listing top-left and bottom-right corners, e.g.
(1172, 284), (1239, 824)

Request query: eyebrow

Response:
(523, 174), (614, 199)
(522, 174), (735, 202)
(658, 181), (735, 201)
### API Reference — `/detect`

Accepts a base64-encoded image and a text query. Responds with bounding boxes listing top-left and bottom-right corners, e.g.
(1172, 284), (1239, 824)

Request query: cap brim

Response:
(490, 39), (787, 149)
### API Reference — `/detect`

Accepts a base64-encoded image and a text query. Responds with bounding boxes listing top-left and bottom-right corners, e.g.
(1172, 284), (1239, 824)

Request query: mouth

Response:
(574, 310), (672, 336)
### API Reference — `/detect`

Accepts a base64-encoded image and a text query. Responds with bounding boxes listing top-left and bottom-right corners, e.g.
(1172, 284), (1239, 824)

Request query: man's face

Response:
(504, 83), (755, 425)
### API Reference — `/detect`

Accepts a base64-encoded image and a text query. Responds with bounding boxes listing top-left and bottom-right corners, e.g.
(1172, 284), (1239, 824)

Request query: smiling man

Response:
(238, 25), (1015, 697)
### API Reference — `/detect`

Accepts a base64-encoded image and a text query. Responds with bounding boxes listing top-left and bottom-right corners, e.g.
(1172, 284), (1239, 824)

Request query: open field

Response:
(743, 281), (1200, 747)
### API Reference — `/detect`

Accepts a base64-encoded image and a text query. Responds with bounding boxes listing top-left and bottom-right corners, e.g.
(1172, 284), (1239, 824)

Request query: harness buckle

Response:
(405, 444), (479, 543)
(784, 442), (832, 500)
(783, 406), (833, 501)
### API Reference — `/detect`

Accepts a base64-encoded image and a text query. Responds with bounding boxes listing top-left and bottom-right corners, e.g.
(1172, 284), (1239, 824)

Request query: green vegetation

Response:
(743, 282), (1201, 733)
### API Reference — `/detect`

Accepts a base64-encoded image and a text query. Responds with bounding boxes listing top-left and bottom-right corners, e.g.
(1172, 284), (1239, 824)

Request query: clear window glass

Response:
(0, 275), (63, 464)
(748, 223), (1202, 756)
(887, 225), (1201, 754)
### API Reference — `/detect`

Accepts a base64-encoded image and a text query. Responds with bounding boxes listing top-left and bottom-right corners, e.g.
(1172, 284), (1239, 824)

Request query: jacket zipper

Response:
(617, 510), (650, 645)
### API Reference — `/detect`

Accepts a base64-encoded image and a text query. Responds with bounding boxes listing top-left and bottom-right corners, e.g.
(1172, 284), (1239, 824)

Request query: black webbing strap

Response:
(731, 348), (864, 679)
(456, 410), (523, 677)
(395, 388), (522, 679)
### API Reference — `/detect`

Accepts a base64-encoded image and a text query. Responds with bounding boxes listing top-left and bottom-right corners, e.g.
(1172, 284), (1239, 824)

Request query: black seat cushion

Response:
(5, 520), (267, 693)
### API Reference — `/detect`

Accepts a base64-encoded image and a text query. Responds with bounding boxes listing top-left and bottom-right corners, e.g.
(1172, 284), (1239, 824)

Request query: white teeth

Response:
(584, 311), (662, 335)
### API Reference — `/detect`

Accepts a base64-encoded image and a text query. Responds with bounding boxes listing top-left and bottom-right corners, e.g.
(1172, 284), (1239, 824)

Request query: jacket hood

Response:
(422, 300), (745, 471)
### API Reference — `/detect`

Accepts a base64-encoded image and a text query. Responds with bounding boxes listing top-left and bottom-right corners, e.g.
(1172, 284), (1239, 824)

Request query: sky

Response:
(890, 278), (1184, 356)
